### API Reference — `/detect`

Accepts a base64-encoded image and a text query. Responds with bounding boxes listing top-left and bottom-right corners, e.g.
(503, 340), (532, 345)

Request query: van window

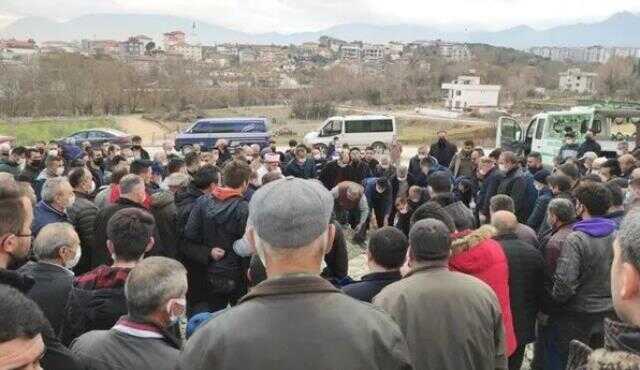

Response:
(191, 121), (266, 134)
(321, 120), (342, 137)
(535, 118), (545, 139)
(345, 119), (393, 134)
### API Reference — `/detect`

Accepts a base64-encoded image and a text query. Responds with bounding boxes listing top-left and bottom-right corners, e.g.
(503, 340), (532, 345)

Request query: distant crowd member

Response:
(375, 219), (507, 370)
(67, 167), (99, 274)
(180, 178), (413, 370)
(449, 139), (475, 178)
(32, 177), (74, 237)
(497, 151), (531, 223)
(343, 227), (407, 302)
(430, 130), (457, 168)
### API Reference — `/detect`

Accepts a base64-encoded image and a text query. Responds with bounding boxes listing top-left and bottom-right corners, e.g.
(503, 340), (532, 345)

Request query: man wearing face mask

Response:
(215, 139), (232, 166)
(71, 257), (185, 370)
(32, 177), (74, 238)
(67, 167), (99, 275)
(18, 223), (81, 336)
(497, 151), (531, 223)
(130, 135), (150, 160)
(19, 148), (44, 186)
(285, 145), (316, 179)
(430, 130), (458, 168)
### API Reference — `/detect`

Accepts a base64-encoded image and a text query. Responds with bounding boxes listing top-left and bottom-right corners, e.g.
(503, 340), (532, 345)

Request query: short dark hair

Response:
(167, 158), (185, 174)
(184, 151), (201, 167)
(68, 167), (89, 188)
(111, 167), (129, 185)
(604, 182), (624, 207)
(411, 201), (456, 232)
(107, 208), (155, 261)
(489, 148), (502, 161)
(365, 146), (374, 151)
(501, 151), (518, 164)
(192, 165), (220, 190)
(111, 155), (127, 167)
(222, 160), (252, 188)
(574, 183), (611, 217)
(547, 198), (576, 224)
(130, 159), (152, 176)
(349, 147), (361, 154)
(131, 135), (142, 142)
(0, 192), (26, 238)
(368, 227), (408, 269)
(463, 140), (474, 147)
(548, 175), (572, 192)
(601, 159), (622, 177)
(472, 148), (485, 157)
(0, 285), (50, 343)
(490, 194), (515, 213)
(26, 148), (41, 159)
(428, 172), (451, 193)
(582, 174), (603, 183)
(558, 163), (580, 180)
(288, 139), (298, 147)
(262, 172), (284, 185)
(409, 219), (452, 262)
(12, 146), (26, 157)
(528, 152), (542, 161)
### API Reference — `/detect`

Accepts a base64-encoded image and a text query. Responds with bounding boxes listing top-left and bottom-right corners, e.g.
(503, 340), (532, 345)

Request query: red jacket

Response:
(449, 233), (517, 356)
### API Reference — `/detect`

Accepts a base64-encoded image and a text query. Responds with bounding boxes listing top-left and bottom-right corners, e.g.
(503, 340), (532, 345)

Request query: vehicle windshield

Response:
(546, 113), (592, 140)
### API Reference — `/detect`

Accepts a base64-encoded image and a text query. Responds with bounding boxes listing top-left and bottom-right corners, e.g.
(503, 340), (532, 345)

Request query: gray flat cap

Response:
(248, 177), (334, 248)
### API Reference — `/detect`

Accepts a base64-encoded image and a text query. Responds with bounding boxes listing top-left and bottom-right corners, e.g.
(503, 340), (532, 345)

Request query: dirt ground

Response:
(116, 115), (173, 145)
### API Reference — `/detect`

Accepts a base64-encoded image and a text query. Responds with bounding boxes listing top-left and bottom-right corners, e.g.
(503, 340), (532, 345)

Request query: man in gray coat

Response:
(179, 177), (413, 370)
(71, 257), (186, 370)
(374, 218), (508, 370)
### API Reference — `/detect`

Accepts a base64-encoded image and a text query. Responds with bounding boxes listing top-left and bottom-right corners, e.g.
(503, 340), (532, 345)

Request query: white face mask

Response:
(313, 155), (322, 160)
(88, 181), (96, 194)
(48, 150), (59, 157)
(499, 164), (508, 172)
(65, 246), (81, 270)
(56, 167), (65, 176)
(66, 194), (76, 209)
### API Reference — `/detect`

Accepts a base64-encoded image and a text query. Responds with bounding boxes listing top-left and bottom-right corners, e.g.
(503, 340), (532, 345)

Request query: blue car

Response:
(174, 117), (271, 152)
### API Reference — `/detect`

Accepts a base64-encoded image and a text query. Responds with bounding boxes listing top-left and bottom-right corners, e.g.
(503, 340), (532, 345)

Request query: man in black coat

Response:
(430, 130), (458, 168)
(497, 151), (530, 223)
(67, 167), (98, 275)
(343, 227), (407, 302)
(477, 156), (504, 223)
(345, 147), (372, 184)
(175, 165), (220, 315)
(577, 130), (601, 158)
(492, 211), (545, 370)
(284, 145), (316, 179)
(183, 160), (251, 313)
(93, 174), (164, 267)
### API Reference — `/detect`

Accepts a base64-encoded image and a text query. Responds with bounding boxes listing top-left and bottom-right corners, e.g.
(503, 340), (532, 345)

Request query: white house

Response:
(172, 43), (202, 62)
(441, 76), (501, 111)
(559, 68), (597, 94)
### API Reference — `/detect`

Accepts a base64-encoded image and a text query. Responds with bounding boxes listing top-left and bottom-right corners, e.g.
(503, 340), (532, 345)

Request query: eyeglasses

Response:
(15, 232), (32, 238)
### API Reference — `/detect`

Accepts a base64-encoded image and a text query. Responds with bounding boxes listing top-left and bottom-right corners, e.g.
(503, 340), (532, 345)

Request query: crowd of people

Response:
(0, 130), (639, 370)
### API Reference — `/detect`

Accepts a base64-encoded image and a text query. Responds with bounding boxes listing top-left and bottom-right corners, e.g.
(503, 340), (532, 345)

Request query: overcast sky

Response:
(1, 0), (639, 33)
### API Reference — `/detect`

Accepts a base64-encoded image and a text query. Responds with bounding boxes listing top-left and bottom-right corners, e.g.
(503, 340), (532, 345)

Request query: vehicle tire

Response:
(181, 145), (193, 155)
(372, 142), (387, 153)
(316, 143), (328, 157)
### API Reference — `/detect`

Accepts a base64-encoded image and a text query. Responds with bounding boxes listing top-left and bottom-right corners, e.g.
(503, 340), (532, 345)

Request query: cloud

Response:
(1, 0), (639, 33)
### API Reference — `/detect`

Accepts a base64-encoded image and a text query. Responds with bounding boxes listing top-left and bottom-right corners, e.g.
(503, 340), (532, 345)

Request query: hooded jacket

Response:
(567, 319), (640, 370)
(552, 217), (617, 314)
(430, 139), (458, 168)
(184, 187), (249, 274)
(449, 226), (517, 356)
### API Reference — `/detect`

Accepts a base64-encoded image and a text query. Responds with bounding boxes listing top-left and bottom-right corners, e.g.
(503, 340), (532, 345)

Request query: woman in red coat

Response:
(449, 225), (517, 357)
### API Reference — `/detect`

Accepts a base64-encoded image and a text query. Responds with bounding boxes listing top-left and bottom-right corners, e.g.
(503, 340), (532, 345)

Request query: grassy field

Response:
(0, 117), (119, 146)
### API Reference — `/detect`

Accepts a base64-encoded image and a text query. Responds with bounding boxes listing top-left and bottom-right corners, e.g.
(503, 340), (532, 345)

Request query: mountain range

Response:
(1, 11), (640, 49)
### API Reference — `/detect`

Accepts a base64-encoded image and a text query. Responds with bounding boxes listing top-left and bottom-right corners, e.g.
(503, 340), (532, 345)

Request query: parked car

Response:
(303, 115), (396, 153)
(174, 117), (271, 152)
(58, 128), (132, 149)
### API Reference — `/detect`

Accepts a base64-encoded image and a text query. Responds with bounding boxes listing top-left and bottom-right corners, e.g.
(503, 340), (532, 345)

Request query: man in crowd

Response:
(619, 154), (637, 180)
(19, 148), (44, 186)
(604, 182), (625, 227)
(490, 195), (540, 248)
(552, 182), (617, 368)
(577, 130), (601, 157)
(93, 174), (151, 267)
(364, 177), (393, 228)
(331, 181), (370, 244)
(0, 143), (21, 176)
(408, 145), (429, 179)
(527, 151), (544, 175)
(374, 218), (507, 370)
(527, 169), (552, 232)
(67, 167), (98, 274)
(18, 223), (80, 336)
(363, 146), (380, 174)
(498, 151), (531, 223)
(345, 147), (371, 183)
(131, 135), (150, 160)
(32, 177), (74, 237)
(428, 171), (475, 231)
(343, 226), (407, 302)
(477, 156), (504, 223)
(184, 160), (251, 313)
(544, 198), (577, 274)
(449, 140), (475, 179)
(492, 211), (545, 370)
(180, 177), (413, 370)
(559, 132), (580, 163)
(0, 285), (49, 370)
(430, 130), (458, 168)
(71, 257), (185, 370)
(566, 209), (640, 368)
(284, 145), (316, 179)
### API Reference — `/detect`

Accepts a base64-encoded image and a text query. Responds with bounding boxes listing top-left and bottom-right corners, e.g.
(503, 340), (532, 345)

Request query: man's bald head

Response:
(491, 210), (519, 235)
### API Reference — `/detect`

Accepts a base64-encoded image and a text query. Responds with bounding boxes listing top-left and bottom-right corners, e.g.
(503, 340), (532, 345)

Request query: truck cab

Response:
(496, 107), (639, 164)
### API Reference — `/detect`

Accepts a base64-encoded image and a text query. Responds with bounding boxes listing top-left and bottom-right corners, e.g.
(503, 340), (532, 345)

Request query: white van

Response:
(303, 115), (396, 153)
(496, 106), (638, 164)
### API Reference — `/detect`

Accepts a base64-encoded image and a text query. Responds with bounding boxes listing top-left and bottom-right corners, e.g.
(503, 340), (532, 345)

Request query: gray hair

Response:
(41, 177), (70, 203)
(125, 257), (187, 320)
(547, 198), (576, 224)
(490, 194), (515, 214)
(491, 211), (518, 235)
(119, 174), (144, 195)
(32, 223), (78, 261)
(618, 209), (640, 270)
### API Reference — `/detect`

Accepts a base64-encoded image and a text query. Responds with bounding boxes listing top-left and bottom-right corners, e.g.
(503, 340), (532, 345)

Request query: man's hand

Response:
(211, 247), (226, 261)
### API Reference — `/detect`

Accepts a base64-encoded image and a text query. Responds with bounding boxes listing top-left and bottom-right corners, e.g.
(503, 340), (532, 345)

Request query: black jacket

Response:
(577, 138), (601, 158)
(344, 160), (372, 184)
(567, 319), (640, 370)
(93, 198), (164, 268)
(0, 268), (82, 370)
(527, 187), (553, 232)
(184, 191), (249, 273)
(494, 234), (545, 345)
(150, 191), (178, 259)
(319, 160), (348, 190)
(321, 222), (349, 282)
(67, 192), (98, 275)
(343, 270), (402, 303)
(430, 139), (458, 168)
(498, 167), (530, 223)
(478, 167), (504, 217)
(175, 185), (205, 259)
(18, 262), (74, 336)
(285, 158), (317, 179)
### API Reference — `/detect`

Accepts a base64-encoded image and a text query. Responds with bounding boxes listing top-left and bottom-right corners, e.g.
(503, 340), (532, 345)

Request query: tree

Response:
(145, 42), (156, 56)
